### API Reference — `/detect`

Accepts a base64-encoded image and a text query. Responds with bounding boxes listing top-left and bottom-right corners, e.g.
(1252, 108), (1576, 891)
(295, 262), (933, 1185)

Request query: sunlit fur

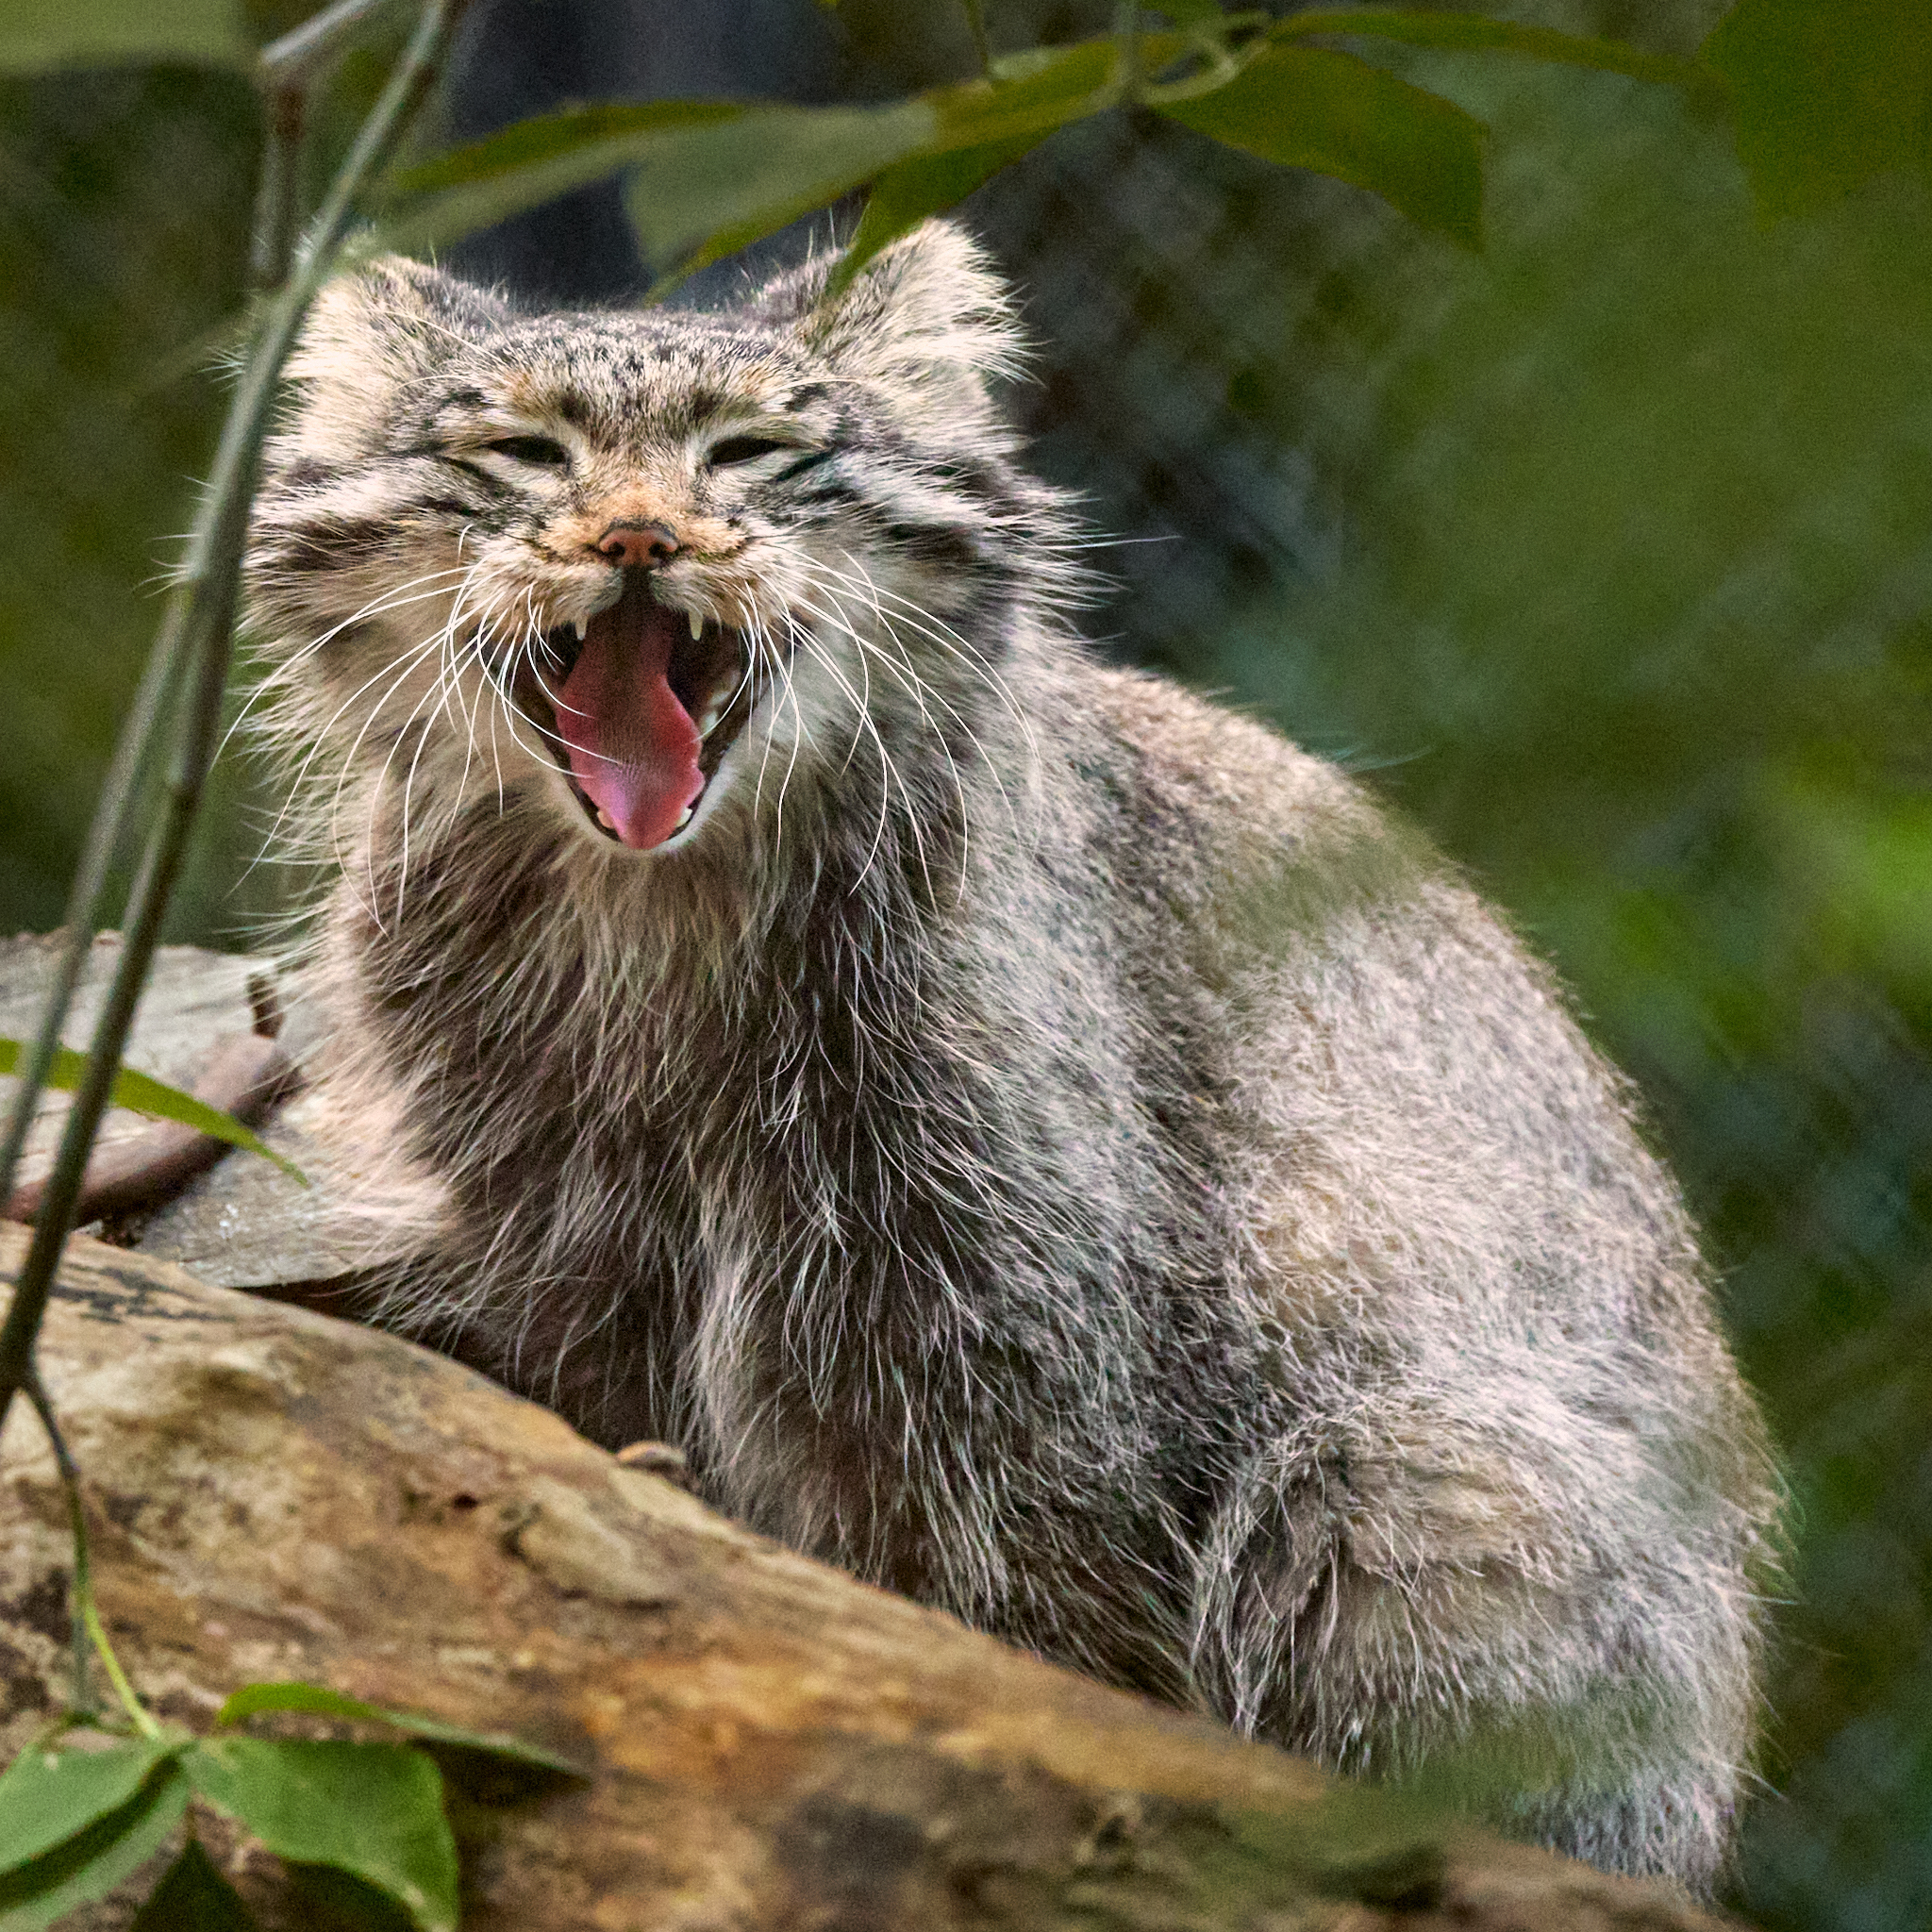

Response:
(245, 223), (1781, 1889)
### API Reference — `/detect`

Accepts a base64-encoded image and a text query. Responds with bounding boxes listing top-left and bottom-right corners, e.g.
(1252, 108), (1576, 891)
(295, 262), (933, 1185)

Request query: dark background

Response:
(5, 3), (1931, 1922)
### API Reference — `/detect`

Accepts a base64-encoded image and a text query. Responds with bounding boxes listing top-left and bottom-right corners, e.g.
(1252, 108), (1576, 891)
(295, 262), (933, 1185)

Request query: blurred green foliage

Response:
(0, 64), (258, 941)
(2, 6), (1931, 1927)
(0, 5), (401, 945)
(1191, 58), (1932, 1930)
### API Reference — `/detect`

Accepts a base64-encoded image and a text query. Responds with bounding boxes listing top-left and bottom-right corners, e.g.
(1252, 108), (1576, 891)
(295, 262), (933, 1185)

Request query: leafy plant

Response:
(0, 2), (590, 1923)
(0, 1687), (580, 1930)
(1704, 0), (1932, 217)
(373, 8), (1710, 281)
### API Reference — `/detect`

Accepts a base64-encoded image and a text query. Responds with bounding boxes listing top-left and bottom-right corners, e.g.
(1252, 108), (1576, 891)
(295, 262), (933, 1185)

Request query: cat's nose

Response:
(596, 521), (680, 569)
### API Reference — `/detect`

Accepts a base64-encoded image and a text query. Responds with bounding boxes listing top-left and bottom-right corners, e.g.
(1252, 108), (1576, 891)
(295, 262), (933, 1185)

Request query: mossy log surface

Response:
(0, 1225), (1750, 1930)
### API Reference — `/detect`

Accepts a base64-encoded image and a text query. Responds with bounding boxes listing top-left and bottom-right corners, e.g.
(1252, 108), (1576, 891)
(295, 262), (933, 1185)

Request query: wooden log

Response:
(0, 932), (358, 1287)
(0, 1226), (1748, 1930)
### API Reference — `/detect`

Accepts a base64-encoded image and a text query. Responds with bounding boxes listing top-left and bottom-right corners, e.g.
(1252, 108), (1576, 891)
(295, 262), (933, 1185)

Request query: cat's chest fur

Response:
(348, 780), (1234, 1437)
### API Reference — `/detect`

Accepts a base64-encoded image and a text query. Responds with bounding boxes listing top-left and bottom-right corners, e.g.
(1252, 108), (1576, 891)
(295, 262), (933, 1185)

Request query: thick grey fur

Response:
(244, 222), (1782, 1889)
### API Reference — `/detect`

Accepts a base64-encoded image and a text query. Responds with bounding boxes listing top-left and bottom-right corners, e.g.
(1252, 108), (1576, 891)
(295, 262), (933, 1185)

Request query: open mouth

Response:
(516, 576), (762, 851)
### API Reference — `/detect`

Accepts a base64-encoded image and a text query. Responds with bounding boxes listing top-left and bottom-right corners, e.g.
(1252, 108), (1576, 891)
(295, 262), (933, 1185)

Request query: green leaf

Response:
(0, 0), (251, 72)
(0, 1732), (187, 1878)
(184, 1739), (457, 1932)
(968, 31), (1198, 126)
(128, 1838), (258, 1931)
(625, 100), (939, 286)
(0, 1038), (303, 1184)
(964, 38), (1127, 130)
(1703, 0), (1932, 217)
(0, 1764), (189, 1931)
(213, 1681), (589, 1779)
(1160, 43), (1485, 246)
(832, 131), (1052, 296)
(1274, 8), (1712, 91)
(1154, 0), (1226, 25)
(386, 36), (1147, 277)
(379, 100), (746, 257)
(644, 37), (1154, 289)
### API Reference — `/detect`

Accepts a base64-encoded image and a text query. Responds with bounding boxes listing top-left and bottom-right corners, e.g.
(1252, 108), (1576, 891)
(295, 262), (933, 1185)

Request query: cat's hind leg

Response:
(1185, 1391), (1752, 1890)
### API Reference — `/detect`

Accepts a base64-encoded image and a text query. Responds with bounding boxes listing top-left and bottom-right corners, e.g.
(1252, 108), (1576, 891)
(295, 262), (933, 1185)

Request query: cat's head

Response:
(246, 221), (1070, 869)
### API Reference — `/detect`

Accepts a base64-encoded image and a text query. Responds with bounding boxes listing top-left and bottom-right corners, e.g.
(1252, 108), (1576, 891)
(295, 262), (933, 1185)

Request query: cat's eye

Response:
(486, 436), (571, 468)
(708, 435), (794, 468)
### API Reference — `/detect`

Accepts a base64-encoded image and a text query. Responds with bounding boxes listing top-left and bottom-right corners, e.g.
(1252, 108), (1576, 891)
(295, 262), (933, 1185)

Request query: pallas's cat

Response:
(246, 223), (1779, 1887)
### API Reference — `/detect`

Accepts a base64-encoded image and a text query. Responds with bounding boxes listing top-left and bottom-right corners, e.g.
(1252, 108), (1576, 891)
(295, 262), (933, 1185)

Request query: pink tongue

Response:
(556, 591), (703, 851)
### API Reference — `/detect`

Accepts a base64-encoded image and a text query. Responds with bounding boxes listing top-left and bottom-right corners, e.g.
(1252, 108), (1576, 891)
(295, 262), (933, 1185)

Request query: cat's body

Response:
(247, 225), (1779, 1888)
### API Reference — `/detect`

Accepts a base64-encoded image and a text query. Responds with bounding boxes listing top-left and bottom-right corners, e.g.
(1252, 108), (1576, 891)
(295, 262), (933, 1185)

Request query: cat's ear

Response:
(282, 257), (508, 458)
(781, 222), (1024, 428)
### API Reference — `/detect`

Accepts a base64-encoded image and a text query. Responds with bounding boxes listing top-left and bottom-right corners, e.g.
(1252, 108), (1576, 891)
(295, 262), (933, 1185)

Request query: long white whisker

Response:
(791, 622), (919, 895)
(389, 581), (485, 922)
(787, 588), (968, 890)
(482, 587), (576, 778)
(226, 569), (475, 763)
(243, 571), (478, 856)
(749, 610), (808, 843)
(790, 575), (1004, 872)
(817, 551), (1036, 760)
(319, 628), (456, 930)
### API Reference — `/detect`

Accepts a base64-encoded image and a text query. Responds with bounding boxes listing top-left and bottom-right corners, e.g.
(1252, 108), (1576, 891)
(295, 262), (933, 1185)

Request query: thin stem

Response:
(251, 84), (308, 295)
(189, 0), (458, 591)
(1141, 38), (1255, 106)
(961, 0), (992, 77)
(0, 0), (362, 1223)
(1113, 0), (1141, 100)
(260, 0), (405, 87)
(15, 568), (242, 1258)
(0, 615), (186, 1218)
(0, 0), (461, 1442)
(0, 0), (319, 1261)
(23, 1371), (153, 1737)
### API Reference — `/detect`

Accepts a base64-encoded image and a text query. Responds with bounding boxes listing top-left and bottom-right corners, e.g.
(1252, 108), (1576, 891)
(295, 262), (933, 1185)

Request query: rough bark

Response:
(0, 1226), (1749, 1931)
